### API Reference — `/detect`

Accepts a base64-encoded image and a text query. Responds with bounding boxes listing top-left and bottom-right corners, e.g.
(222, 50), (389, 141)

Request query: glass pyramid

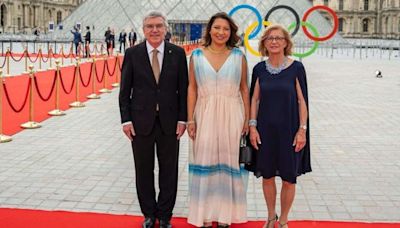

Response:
(52, 0), (344, 45)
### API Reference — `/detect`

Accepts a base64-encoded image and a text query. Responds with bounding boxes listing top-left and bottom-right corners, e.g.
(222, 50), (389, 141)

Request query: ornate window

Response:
(364, 0), (369, 11)
(362, 19), (369, 32)
(0, 4), (6, 27)
(57, 11), (62, 25)
(339, 18), (344, 32)
(339, 0), (344, 10)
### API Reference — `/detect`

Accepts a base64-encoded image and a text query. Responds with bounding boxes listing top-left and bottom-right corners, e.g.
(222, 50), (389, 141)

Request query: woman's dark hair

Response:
(202, 12), (240, 48)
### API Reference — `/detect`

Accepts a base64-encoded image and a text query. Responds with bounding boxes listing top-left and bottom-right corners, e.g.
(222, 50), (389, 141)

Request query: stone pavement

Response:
(1, 51), (400, 223)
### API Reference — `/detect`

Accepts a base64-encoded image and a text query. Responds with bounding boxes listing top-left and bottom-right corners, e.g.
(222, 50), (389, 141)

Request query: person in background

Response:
(128, 28), (137, 47)
(104, 27), (112, 56)
(71, 26), (82, 55)
(119, 29), (127, 53)
(84, 26), (91, 58)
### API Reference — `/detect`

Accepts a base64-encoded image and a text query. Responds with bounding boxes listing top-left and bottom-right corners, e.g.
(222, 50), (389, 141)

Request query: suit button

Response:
(157, 89), (160, 93)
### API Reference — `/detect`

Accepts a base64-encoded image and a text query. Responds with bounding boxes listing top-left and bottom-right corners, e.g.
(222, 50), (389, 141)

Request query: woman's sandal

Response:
(278, 221), (288, 228)
(263, 214), (278, 228)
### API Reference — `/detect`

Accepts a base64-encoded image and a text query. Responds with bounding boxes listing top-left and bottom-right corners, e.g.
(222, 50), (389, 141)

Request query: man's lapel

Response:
(159, 42), (172, 85)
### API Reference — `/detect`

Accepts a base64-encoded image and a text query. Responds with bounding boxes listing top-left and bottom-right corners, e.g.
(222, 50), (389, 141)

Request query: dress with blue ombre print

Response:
(188, 47), (247, 227)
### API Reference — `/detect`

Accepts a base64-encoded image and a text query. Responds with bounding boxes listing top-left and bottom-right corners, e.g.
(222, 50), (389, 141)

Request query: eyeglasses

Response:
(265, 36), (285, 42)
(144, 24), (165, 30)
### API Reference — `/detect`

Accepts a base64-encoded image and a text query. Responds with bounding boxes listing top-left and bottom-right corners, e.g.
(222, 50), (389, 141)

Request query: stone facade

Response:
(0, 0), (85, 34)
(312, 0), (400, 39)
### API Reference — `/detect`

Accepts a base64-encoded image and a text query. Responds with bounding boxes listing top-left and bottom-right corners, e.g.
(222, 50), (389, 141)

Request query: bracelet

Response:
(248, 119), (257, 127)
(186, 120), (195, 125)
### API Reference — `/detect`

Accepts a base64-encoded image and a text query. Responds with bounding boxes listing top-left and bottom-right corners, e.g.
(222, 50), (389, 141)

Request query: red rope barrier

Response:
(40, 51), (50, 63)
(0, 53), (6, 68)
(26, 52), (40, 63)
(78, 64), (93, 87)
(9, 51), (25, 62)
(94, 61), (105, 83)
(3, 79), (31, 113)
(59, 68), (76, 94)
(33, 71), (57, 102)
(105, 58), (117, 77)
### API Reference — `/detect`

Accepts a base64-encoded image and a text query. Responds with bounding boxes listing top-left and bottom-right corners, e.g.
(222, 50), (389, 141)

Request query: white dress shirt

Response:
(146, 40), (164, 71)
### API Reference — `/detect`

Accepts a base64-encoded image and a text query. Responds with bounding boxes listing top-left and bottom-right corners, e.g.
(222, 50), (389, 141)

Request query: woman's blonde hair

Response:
(258, 24), (293, 56)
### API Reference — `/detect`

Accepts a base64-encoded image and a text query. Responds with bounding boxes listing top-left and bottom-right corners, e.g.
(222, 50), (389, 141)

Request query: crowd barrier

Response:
(0, 41), (199, 143)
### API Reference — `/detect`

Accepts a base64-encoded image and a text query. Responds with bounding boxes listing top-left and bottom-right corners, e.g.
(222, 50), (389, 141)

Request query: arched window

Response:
(339, 18), (344, 32)
(56, 11), (62, 25)
(324, 0), (329, 6)
(0, 4), (7, 27)
(364, 0), (369, 10)
(339, 0), (344, 10)
(362, 19), (369, 32)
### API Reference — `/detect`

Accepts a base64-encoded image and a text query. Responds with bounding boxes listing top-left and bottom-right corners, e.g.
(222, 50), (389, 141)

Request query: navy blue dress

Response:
(247, 60), (311, 184)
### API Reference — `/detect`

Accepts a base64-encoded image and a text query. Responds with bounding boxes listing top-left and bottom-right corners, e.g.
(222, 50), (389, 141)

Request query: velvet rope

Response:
(105, 58), (117, 77)
(59, 68), (76, 94)
(3, 79), (31, 113)
(40, 51), (50, 63)
(26, 52), (40, 63)
(33, 71), (57, 102)
(94, 61), (105, 83)
(9, 51), (26, 62)
(78, 64), (93, 88)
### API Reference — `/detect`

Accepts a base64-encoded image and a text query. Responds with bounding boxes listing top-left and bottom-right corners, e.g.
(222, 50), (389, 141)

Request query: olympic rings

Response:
(288, 21), (319, 58)
(302, 5), (338, 41)
(264, 5), (300, 38)
(228, 4), (263, 39)
(230, 4), (339, 57)
(244, 21), (272, 57)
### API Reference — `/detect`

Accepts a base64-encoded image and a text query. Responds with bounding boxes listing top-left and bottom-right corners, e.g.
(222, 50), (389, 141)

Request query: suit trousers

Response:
(131, 116), (179, 220)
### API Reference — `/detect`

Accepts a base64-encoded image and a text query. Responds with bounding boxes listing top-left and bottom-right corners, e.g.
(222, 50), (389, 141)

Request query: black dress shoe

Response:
(142, 217), (155, 228)
(159, 219), (172, 228)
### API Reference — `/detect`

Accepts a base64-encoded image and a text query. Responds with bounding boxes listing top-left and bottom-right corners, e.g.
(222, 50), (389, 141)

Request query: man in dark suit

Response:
(128, 28), (137, 47)
(119, 11), (188, 228)
(84, 26), (91, 58)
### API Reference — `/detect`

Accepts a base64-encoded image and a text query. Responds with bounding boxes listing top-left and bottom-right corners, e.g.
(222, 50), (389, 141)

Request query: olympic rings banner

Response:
(228, 4), (339, 58)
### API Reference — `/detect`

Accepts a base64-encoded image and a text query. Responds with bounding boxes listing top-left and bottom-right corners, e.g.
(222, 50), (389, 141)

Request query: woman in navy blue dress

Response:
(249, 24), (311, 228)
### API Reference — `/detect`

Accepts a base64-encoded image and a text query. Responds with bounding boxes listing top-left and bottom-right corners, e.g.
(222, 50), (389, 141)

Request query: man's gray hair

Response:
(143, 11), (168, 28)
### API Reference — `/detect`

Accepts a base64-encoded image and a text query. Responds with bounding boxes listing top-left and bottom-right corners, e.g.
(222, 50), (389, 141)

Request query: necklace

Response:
(207, 45), (228, 54)
(265, 57), (288, 75)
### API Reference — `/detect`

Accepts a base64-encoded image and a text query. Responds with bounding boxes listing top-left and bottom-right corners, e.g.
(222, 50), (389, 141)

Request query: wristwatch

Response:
(299, 124), (307, 130)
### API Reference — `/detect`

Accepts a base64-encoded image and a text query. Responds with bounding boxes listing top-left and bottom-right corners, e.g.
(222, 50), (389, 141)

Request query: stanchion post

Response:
(48, 45), (54, 70)
(21, 65), (41, 129)
(5, 48), (10, 76)
(94, 41), (97, 57)
(112, 55), (120, 87)
(87, 57), (100, 99)
(38, 45), (43, 71)
(99, 57), (111, 93)
(69, 57), (85, 108)
(48, 60), (66, 116)
(0, 69), (12, 143)
(61, 44), (65, 66)
(23, 46), (28, 74)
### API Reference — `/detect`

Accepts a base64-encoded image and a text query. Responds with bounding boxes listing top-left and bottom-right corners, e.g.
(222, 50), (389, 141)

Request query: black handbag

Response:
(239, 135), (252, 165)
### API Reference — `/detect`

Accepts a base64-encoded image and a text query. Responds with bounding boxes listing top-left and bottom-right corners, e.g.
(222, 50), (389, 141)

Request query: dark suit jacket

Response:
(119, 41), (188, 135)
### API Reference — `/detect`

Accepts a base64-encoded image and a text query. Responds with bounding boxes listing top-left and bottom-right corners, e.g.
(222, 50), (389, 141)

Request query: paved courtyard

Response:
(1, 51), (400, 223)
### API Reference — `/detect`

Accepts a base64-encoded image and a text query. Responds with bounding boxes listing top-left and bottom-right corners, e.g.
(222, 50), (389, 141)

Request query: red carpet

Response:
(0, 208), (399, 228)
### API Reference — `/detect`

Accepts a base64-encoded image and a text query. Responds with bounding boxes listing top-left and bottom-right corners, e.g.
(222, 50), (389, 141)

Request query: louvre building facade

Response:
(312, 0), (400, 39)
(0, 0), (86, 34)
